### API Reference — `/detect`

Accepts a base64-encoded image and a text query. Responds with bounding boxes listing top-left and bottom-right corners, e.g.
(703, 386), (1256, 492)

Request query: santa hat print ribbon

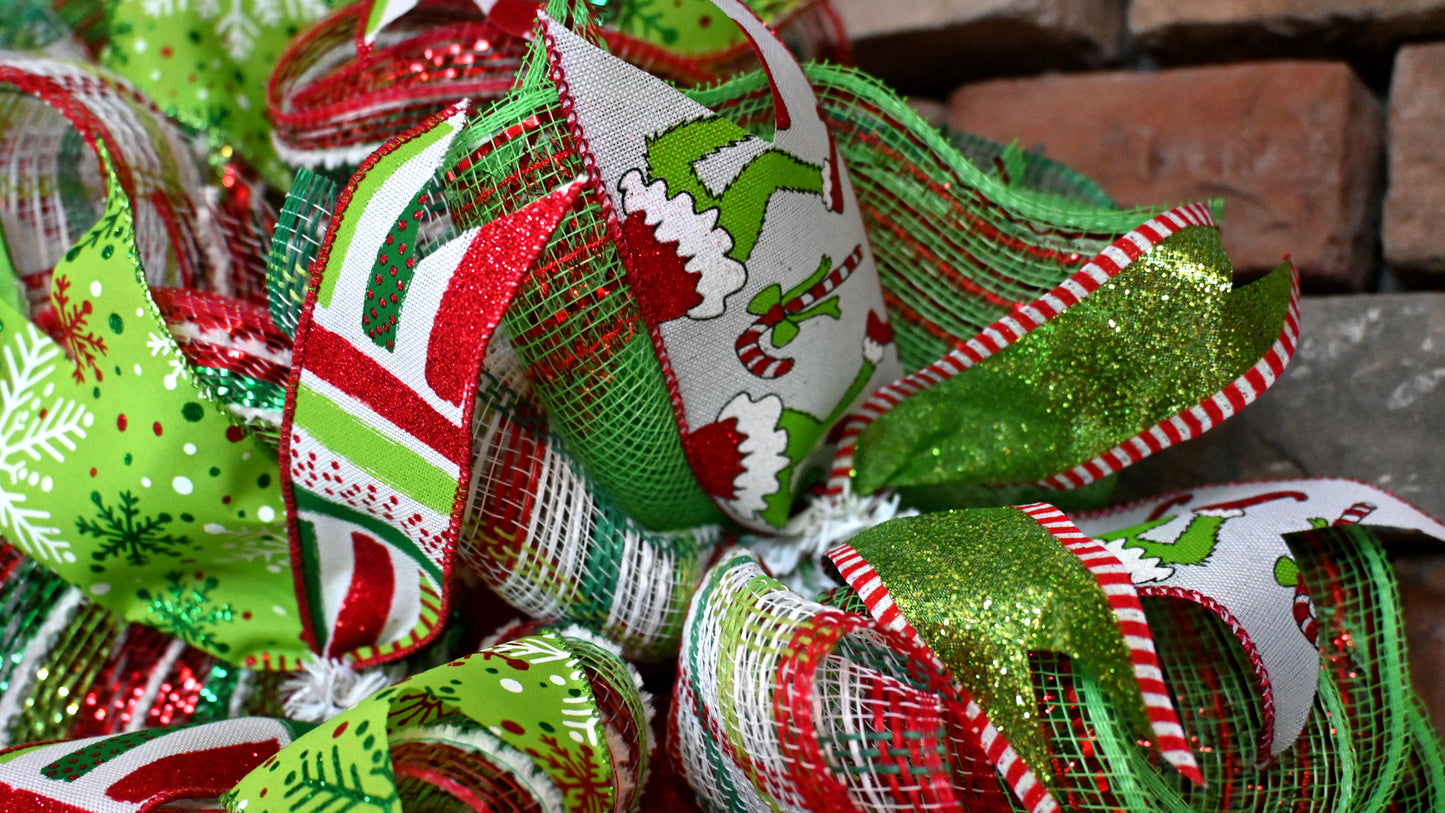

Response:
(279, 100), (586, 666)
(537, 0), (903, 533)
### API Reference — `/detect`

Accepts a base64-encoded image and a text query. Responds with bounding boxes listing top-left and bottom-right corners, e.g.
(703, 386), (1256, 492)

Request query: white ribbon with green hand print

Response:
(1074, 478), (1445, 757)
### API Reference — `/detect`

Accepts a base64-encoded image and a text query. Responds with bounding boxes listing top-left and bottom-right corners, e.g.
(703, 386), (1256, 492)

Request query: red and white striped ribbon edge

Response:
(826, 542), (1061, 813)
(826, 202), (1231, 497)
(1017, 502), (1204, 784)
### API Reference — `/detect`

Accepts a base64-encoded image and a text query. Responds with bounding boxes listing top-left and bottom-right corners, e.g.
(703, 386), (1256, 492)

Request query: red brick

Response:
(1130, 0), (1445, 66)
(830, 0), (1123, 95)
(946, 61), (1383, 288)
(1384, 43), (1445, 282)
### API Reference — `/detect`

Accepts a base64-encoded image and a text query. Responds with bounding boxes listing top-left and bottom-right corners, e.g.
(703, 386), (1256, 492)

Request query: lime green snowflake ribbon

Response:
(102, 0), (333, 185)
(0, 147), (307, 669)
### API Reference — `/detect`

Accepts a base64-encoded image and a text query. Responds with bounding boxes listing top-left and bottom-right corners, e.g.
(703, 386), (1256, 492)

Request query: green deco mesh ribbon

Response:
(444, 2), (723, 532)
(676, 515), (1445, 812)
(449, 15), (1297, 534)
(1024, 524), (1445, 812)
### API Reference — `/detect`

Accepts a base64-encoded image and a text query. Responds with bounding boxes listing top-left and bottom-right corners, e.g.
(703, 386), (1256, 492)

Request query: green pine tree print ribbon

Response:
(0, 146), (308, 670)
(225, 631), (636, 813)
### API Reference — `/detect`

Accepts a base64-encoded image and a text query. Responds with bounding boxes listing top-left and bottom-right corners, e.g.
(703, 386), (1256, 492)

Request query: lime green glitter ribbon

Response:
(843, 507), (1158, 785)
(852, 225), (1295, 503)
(225, 631), (640, 813)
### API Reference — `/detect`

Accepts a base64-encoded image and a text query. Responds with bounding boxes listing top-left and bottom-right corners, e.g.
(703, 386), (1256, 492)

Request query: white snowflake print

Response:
(0, 324), (92, 563)
(147, 331), (189, 391)
(208, 522), (291, 573)
(140, 0), (327, 60)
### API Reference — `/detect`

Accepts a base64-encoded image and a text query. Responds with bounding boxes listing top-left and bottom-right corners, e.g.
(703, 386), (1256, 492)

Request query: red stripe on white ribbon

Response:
(1016, 502), (1203, 784)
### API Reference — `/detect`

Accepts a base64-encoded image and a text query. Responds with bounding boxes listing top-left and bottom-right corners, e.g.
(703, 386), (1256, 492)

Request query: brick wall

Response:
(834, 0), (1445, 292)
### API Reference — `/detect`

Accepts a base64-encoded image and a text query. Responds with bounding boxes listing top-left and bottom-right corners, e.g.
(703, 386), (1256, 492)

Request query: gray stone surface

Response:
(1115, 292), (1445, 519)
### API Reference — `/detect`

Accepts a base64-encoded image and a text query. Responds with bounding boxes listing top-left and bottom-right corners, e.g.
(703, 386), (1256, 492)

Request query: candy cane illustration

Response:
(735, 244), (864, 379)
(1333, 500), (1378, 526)
(1292, 576), (1320, 643)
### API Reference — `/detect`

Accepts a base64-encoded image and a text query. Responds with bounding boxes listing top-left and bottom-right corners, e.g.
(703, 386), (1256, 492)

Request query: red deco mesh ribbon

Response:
(269, 0), (531, 167)
(0, 55), (276, 318)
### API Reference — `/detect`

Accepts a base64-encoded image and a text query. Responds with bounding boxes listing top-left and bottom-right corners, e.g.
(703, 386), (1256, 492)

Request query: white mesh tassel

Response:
(281, 657), (400, 723)
(746, 488), (916, 594)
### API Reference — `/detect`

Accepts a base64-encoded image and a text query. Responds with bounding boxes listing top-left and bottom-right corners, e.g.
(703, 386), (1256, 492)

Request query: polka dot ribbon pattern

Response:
(0, 149), (309, 672)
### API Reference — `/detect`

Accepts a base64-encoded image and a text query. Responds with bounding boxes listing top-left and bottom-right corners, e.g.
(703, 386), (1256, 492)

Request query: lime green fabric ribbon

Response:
(225, 630), (649, 813)
(0, 149), (307, 670)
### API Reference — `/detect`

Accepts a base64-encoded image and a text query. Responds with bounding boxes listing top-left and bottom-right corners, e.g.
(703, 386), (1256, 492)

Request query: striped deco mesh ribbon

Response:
(0, 55), (276, 319)
(262, 143), (718, 665)
(268, 0), (535, 170)
(589, 0), (847, 86)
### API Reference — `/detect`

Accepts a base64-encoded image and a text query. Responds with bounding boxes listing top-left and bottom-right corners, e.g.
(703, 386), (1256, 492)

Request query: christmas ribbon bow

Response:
(279, 99), (587, 665)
